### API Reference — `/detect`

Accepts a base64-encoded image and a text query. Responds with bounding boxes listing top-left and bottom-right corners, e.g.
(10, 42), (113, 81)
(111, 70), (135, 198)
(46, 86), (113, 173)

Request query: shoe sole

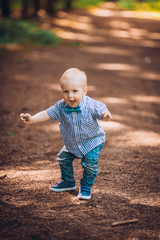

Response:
(50, 186), (76, 192)
(78, 193), (91, 200)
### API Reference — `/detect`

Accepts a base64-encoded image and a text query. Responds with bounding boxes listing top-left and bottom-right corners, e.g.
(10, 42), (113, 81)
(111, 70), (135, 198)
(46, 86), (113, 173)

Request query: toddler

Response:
(20, 68), (112, 200)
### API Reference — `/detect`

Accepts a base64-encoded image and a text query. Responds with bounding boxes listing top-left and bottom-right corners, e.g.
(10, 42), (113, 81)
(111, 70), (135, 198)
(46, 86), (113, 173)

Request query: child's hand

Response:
(102, 110), (112, 121)
(20, 113), (32, 125)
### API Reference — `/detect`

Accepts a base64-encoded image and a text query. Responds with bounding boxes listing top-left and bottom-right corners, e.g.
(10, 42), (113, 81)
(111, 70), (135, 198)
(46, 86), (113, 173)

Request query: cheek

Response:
(77, 94), (83, 100)
(80, 92), (85, 98)
(62, 94), (67, 99)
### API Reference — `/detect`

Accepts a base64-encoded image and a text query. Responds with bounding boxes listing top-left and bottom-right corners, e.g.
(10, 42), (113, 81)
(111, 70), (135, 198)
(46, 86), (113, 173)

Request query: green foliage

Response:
(0, 0), (106, 11)
(68, 42), (82, 47)
(117, 0), (160, 12)
(1, 0), (160, 13)
(73, 0), (106, 8)
(6, 131), (14, 136)
(142, 0), (160, 12)
(0, 20), (62, 46)
(17, 58), (24, 63)
(7, 0), (37, 10)
(117, 0), (138, 10)
(10, 0), (21, 10)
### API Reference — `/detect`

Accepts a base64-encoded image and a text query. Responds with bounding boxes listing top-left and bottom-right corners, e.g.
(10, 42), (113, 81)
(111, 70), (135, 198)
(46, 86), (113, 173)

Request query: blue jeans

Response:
(56, 143), (104, 188)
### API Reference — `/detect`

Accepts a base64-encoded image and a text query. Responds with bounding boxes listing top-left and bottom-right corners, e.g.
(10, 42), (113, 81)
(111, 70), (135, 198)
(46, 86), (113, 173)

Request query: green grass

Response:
(0, 20), (62, 46)
(117, 0), (160, 12)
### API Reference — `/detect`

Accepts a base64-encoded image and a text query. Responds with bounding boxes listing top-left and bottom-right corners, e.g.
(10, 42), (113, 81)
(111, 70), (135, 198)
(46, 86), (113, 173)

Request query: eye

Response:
(64, 90), (68, 93)
(73, 90), (78, 93)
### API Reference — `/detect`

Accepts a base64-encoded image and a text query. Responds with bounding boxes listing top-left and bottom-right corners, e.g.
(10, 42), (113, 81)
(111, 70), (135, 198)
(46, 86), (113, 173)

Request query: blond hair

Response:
(60, 68), (87, 87)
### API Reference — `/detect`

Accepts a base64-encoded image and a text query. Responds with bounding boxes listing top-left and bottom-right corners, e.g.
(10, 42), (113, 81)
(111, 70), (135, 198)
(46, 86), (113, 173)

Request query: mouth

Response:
(69, 100), (76, 106)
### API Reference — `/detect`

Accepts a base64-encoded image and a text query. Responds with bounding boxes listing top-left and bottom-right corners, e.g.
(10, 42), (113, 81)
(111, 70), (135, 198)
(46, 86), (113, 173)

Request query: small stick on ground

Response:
(0, 174), (7, 180)
(45, 227), (53, 233)
(111, 219), (139, 227)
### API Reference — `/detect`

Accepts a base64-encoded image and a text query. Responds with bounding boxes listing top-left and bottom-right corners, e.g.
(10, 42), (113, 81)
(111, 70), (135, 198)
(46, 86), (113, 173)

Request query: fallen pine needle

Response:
(111, 219), (139, 227)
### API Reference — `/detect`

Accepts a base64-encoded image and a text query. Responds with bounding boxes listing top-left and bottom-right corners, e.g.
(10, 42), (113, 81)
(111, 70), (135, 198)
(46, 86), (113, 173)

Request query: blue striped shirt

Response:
(47, 96), (108, 158)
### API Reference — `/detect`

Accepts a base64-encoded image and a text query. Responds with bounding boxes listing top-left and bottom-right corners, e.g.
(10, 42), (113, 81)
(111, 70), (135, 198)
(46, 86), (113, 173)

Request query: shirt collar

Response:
(79, 96), (86, 110)
(64, 96), (86, 111)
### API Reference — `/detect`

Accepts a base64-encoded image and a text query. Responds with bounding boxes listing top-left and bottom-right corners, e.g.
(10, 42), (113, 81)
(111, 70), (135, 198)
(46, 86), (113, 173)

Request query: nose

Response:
(68, 92), (74, 98)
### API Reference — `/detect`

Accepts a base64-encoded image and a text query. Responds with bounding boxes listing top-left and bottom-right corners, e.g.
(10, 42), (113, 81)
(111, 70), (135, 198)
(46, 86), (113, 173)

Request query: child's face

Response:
(60, 77), (87, 108)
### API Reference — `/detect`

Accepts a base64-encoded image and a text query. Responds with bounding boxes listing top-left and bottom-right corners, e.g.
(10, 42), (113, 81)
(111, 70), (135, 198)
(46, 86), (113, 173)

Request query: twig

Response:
(45, 227), (53, 233)
(0, 174), (7, 180)
(14, 189), (23, 194)
(111, 219), (139, 227)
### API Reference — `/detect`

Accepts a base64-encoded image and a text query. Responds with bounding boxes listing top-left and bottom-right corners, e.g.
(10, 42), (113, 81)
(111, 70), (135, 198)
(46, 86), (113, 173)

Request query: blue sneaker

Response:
(50, 180), (76, 192)
(78, 185), (91, 200)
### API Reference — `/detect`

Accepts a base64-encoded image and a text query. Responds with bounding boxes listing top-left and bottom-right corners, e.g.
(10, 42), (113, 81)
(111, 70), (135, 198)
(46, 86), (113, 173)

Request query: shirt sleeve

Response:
(92, 99), (108, 120)
(46, 101), (61, 122)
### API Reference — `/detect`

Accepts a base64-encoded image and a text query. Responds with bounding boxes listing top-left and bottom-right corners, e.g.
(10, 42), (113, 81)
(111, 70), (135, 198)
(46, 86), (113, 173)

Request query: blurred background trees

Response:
(0, 0), (160, 47)
(0, 0), (73, 18)
(0, 1), (160, 19)
(1, 0), (11, 17)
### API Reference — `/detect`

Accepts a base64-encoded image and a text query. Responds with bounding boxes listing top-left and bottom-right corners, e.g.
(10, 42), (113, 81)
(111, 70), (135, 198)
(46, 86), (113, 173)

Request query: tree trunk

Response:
(1, 0), (10, 17)
(64, 0), (72, 10)
(22, 0), (29, 18)
(46, 0), (56, 15)
(33, 0), (40, 16)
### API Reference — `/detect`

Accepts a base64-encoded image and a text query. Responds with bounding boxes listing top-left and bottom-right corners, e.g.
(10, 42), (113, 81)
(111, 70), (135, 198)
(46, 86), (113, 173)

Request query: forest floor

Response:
(0, 2), (160, 240)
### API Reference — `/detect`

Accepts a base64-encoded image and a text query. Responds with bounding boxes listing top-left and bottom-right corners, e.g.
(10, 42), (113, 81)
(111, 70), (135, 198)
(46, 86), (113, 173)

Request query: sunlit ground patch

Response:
(89, 3), (160, 19)
(113, 130), (160, 147)
(39, 122), (60, 133)
(94, 189), (160, 207)
(1, 168), (58, 182)
(53, 27), (105, 42)
(100, 120), (130, 132)
(98, 97), (129, 104)
(82, 46), (131, 55)
(131, 95), (160, 103)
(96, 63), (139, 71)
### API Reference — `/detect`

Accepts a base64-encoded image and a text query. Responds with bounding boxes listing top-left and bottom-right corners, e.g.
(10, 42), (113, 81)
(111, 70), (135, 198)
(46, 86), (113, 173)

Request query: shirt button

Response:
(78, 145), (81, 148)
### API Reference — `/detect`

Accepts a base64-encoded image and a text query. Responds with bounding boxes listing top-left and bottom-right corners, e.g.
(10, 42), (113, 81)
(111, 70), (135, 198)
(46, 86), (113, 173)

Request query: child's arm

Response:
(102, 110), (112, 121)
(20, 110), (50, 125)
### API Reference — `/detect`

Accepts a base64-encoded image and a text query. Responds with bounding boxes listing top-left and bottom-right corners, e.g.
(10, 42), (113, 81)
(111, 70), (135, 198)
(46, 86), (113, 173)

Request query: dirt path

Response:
(0, 3), (160, 240)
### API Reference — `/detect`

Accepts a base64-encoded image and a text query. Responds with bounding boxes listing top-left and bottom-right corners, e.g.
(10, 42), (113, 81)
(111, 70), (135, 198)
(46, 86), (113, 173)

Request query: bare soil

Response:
(0, 3), (160, 240)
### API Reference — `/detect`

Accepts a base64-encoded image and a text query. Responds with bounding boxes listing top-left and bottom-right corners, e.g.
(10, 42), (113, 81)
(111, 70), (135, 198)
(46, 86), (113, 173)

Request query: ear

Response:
(60, 86), (63, 93)
(83, 86), (88, 95)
